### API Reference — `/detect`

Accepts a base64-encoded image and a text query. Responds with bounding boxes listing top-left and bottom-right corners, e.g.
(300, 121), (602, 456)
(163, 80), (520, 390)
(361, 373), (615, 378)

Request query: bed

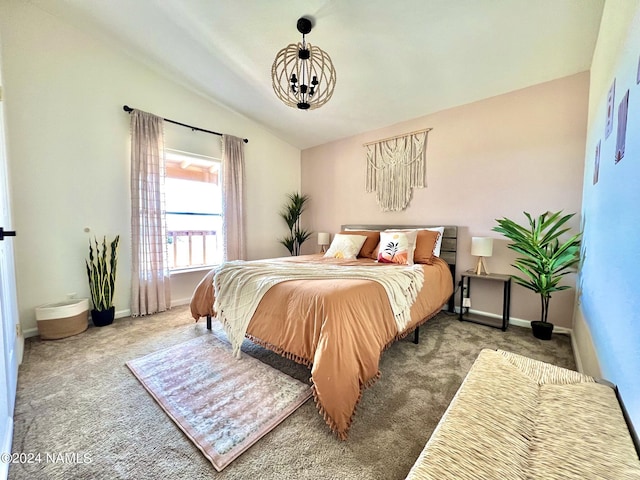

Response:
(189, 225), (457, 439)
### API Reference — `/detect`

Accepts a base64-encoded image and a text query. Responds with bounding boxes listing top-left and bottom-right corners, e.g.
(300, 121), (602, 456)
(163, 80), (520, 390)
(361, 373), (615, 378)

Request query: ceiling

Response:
(31, 0), (605, 150)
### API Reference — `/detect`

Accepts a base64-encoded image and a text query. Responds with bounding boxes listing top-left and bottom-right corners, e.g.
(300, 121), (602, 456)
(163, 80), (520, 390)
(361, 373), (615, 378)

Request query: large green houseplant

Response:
(279, 192), (312, 256)
(86, 235), (120, 327)
(493, 211), (581, 340)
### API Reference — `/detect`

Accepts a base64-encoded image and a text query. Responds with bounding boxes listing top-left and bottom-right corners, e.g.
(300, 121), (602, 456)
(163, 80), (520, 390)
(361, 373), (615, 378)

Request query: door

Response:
(0, 73), (20, 476)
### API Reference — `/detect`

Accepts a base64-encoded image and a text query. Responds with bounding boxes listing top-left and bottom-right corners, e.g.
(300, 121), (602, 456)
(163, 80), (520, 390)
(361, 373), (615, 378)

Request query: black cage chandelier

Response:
(271, 17), (336, 110)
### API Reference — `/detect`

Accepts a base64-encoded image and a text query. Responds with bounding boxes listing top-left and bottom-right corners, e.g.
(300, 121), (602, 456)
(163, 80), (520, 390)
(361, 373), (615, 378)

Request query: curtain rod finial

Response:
(123, 105), (133, 113)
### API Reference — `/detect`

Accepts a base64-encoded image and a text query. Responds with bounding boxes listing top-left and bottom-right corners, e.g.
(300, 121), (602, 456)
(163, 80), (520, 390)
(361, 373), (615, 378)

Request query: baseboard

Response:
(571, 333), (584, 372)
(570, 309), (602, 377)
(115, 308), (131, 319)
(23, 327), (37, 338)
(23, 327), (38, 338)
(24, 307), (132, 339)
(453, 307), (572, 335)
(24, 301), (191, 339)
(171, 297), (192, 308)
(24, 304), (574, 339)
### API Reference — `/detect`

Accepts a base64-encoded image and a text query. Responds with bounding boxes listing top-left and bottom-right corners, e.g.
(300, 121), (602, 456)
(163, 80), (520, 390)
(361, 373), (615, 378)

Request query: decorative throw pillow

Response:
(324, 234), (368, 260)
(388, 227), (445, 257)
(377, 230), (418, 265)
(413, 229), (441, 264)
(425, 227), (445, 257)
(339, 230), (380, 258)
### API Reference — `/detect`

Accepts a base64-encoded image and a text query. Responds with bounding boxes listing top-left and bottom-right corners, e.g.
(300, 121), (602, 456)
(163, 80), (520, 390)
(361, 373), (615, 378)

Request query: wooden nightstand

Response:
(459, 272), (511, 331)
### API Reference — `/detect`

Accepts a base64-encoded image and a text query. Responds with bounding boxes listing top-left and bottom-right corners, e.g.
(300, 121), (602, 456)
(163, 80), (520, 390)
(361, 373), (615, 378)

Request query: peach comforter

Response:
(189, 254), (453, 439)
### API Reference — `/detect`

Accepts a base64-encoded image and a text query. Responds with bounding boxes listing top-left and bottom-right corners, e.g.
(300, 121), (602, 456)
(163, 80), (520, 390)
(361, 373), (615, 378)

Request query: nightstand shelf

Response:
(459, 272), (511, 331)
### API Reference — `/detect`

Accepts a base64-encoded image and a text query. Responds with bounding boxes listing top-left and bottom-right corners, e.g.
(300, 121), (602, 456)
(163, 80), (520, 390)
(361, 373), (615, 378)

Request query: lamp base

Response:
(474, 257), (490, 275)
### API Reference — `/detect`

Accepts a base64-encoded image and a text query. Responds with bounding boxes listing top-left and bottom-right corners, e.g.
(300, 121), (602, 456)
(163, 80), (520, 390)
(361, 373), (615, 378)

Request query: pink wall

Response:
(301, 72), (588, 328)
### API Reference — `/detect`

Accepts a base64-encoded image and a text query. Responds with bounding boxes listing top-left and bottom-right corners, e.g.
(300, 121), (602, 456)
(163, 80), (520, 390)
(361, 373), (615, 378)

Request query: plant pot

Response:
(531, 320), (554, 340)
(91, 307), (115, 327)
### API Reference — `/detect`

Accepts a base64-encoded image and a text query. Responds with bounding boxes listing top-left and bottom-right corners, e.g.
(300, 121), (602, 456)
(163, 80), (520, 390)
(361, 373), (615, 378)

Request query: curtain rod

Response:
(122, 105), (248, 143)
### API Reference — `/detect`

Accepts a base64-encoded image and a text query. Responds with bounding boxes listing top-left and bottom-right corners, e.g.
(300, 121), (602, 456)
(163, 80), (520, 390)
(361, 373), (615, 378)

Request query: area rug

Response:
(126, 334), (313, 471)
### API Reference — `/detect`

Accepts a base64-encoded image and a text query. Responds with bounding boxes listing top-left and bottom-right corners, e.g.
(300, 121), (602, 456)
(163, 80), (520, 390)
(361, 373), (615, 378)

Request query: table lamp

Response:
(317, 232), (330, 253)
(471, 237), (493, 275)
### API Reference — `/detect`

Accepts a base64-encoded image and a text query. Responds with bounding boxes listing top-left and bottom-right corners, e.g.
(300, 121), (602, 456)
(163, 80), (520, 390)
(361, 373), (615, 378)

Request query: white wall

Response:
(0, 2), (300, 334)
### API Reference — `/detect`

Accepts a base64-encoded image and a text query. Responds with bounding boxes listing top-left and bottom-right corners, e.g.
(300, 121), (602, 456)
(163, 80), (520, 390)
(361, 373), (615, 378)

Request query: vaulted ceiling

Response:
(31, 0), (605, 149)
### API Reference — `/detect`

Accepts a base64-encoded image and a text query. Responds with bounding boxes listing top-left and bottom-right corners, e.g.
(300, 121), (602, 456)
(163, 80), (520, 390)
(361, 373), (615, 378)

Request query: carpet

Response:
(126, 334), (312, 471)
(11, 307), (576, 480)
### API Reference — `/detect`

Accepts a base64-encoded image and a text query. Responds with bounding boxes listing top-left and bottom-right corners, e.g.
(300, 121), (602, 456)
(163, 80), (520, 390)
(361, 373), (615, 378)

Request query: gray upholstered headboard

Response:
(340, 224), (458, 311)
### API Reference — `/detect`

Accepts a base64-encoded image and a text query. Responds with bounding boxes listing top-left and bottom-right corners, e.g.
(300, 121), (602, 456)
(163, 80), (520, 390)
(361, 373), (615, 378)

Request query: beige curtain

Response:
(130, 109), (170, 316)
(222, 135), (246, 260)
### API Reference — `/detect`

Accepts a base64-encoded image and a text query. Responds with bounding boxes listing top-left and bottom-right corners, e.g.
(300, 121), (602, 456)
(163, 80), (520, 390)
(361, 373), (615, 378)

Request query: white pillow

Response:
(324, 234), (367, 260)
(384, 227), (445, 256)
(377, 230), (418, 265)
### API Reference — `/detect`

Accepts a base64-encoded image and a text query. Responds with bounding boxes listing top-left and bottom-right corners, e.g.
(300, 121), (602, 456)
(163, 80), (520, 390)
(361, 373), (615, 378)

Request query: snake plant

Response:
(493, 211), (581, 323)
(86, 235), (120, 311)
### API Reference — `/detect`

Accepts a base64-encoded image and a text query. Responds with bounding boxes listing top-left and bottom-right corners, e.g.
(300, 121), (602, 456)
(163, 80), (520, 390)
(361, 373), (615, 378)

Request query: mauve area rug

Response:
(126, 334), (313, 471)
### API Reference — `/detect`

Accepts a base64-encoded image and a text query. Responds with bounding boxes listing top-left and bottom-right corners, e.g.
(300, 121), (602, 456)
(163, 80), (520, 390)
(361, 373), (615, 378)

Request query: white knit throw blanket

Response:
(213, 260), (425, 357)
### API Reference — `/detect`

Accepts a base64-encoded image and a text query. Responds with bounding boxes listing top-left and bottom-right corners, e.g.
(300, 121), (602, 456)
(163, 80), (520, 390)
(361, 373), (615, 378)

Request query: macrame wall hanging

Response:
(364, 128), (432, 212)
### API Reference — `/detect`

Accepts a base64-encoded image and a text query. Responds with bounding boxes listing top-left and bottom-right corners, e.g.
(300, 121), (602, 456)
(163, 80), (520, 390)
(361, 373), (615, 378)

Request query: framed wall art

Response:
(615, 89), (629, 163)
(605, 79), (616, 139)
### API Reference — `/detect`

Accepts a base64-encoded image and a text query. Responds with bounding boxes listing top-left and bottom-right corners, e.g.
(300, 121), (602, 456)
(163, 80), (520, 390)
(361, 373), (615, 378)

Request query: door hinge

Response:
(16, 323), (22, 337)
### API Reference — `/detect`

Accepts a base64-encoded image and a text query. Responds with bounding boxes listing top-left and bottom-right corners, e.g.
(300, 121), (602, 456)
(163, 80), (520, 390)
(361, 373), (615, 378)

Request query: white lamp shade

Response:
(317, 232), (331, 246)
(471, 237), (493, 257)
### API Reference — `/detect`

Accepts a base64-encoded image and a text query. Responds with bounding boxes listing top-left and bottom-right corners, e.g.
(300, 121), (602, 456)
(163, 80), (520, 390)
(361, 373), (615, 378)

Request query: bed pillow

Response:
(413, 229), (441, 264)
(324, 233), (368, 260)
(368, 242), (381, 260)
(339, 230), (380, 258)
(388, 226), (445, 257)
(377, 230), (418, 265)
(425, 227), (445, 257)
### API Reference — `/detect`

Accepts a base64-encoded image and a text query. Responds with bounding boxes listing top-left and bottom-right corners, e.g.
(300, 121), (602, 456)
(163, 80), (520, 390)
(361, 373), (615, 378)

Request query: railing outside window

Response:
(164, 168), (223, 270)
(167, 230), (223, 269)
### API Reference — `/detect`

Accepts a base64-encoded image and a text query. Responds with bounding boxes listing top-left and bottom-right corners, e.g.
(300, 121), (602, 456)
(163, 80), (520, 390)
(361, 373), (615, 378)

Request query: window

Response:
(164, 150), (224, 270)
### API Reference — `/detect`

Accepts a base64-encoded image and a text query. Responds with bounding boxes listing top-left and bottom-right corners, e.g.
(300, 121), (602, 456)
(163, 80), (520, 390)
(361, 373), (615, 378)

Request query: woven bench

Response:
(406, 349), (640, 479)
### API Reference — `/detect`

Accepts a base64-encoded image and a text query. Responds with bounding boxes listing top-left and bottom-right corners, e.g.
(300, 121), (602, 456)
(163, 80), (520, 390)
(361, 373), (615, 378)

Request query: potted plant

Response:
(493, 211), (581, 340)
(85, 235), (120, 327)
(279, 192), (312, 256)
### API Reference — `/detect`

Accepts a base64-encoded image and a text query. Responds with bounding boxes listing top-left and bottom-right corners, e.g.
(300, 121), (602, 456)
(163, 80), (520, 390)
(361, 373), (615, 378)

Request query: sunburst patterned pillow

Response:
(377, 230), (418, 265)
(324, 234), (368, 259)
